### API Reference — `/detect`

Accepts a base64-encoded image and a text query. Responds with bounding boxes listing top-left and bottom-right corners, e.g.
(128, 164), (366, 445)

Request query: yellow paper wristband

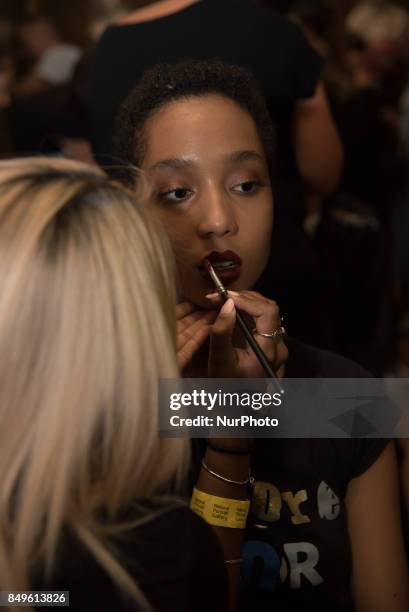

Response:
(190, 487), (250, 529)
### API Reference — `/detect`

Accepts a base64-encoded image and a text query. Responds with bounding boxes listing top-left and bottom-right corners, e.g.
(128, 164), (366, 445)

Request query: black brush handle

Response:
(220, 289), (284, 394)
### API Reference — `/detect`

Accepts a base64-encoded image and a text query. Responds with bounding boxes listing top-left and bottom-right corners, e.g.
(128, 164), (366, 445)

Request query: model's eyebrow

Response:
(148, 150), (264, 172)
(225, 150), (264, 164)
(148, 157), (196, 172)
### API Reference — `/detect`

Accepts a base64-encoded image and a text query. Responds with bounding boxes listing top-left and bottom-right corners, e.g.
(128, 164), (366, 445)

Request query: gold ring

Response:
(252, 325), (286, 341)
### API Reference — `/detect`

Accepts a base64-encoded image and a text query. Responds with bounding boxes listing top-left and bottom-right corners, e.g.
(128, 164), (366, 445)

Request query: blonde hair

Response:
(0, 157), (189, 610)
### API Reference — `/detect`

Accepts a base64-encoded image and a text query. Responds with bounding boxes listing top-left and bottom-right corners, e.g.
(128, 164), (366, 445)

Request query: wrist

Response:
(207, 438), (254, 455)
(204, 447), (251, 484)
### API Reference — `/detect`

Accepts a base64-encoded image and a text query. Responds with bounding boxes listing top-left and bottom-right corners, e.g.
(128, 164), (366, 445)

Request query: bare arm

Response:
(293, 80), (343, 196)
(346, 441), (409, 612)
(196, 443), (251, 612)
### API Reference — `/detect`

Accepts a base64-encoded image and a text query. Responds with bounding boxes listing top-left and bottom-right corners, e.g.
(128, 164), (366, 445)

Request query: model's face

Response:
(140, 94), (273, 308)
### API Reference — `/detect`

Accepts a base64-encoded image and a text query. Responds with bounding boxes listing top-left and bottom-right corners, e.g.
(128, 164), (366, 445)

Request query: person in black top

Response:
(90, 0), (344, 350)
(89, 0), (342, 199)
(113, 57), (409, 611)
(0, 157), (228, 612)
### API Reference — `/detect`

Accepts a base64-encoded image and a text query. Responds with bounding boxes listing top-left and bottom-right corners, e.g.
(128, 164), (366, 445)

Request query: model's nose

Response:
(196, 186), (238, 239)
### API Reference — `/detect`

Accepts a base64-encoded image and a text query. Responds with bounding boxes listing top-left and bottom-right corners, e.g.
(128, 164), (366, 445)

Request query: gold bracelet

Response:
(190, 488), (250, 529)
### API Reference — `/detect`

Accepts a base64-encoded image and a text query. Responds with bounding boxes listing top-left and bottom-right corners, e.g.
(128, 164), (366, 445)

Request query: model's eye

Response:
(232, 181), (262, 194)
(159, 188), (193, 203)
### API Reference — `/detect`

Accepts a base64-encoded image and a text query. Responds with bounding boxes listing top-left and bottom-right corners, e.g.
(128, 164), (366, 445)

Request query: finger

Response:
(206, 290), (272, 304)
(176, 301), (197, 320)
(227, 293), (281, 361)
(177, 324), (212, 371)
(177, 311), (217, 350)
(205, 291), (284, 367)
(231, 290), (275, 306)
(177, 309), (207, 334)
(205, 290), (263, 305)
(177, 309), (216, 336)
(205, 292), (224, 302)
(209, 299), (238, 376)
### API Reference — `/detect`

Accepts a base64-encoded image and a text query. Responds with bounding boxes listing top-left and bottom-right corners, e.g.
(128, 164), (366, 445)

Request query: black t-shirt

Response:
(190, 338), (388, 611)
(32, 505), (228, 611)
(239, 338), (389, 611)
(89, 0), (323, 160)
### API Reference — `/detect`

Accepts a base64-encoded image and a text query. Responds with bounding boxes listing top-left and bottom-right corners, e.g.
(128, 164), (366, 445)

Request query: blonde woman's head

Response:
(0, 157), (188, 607)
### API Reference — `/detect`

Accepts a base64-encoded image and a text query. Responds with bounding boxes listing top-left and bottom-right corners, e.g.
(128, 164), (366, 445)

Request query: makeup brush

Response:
(205, 259), (284, 395)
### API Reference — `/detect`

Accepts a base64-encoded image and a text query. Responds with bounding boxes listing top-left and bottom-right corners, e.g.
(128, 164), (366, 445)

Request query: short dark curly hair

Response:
(112, 58), (276, 185)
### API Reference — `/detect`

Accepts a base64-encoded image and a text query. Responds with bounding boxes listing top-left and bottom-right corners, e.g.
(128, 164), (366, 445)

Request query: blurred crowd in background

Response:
(0, 0), (409, 378)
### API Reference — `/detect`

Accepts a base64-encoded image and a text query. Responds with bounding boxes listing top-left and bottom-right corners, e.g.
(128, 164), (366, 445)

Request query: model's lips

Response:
(198, 250), (242, 285)
(199, 250), (242, 269)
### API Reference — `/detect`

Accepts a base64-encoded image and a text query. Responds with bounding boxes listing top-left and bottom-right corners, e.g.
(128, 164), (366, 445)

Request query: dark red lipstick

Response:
(199, 250), (242, 285)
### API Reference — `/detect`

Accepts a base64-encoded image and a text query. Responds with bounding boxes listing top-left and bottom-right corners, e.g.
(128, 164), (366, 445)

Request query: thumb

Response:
(209, 299), (237, 376)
